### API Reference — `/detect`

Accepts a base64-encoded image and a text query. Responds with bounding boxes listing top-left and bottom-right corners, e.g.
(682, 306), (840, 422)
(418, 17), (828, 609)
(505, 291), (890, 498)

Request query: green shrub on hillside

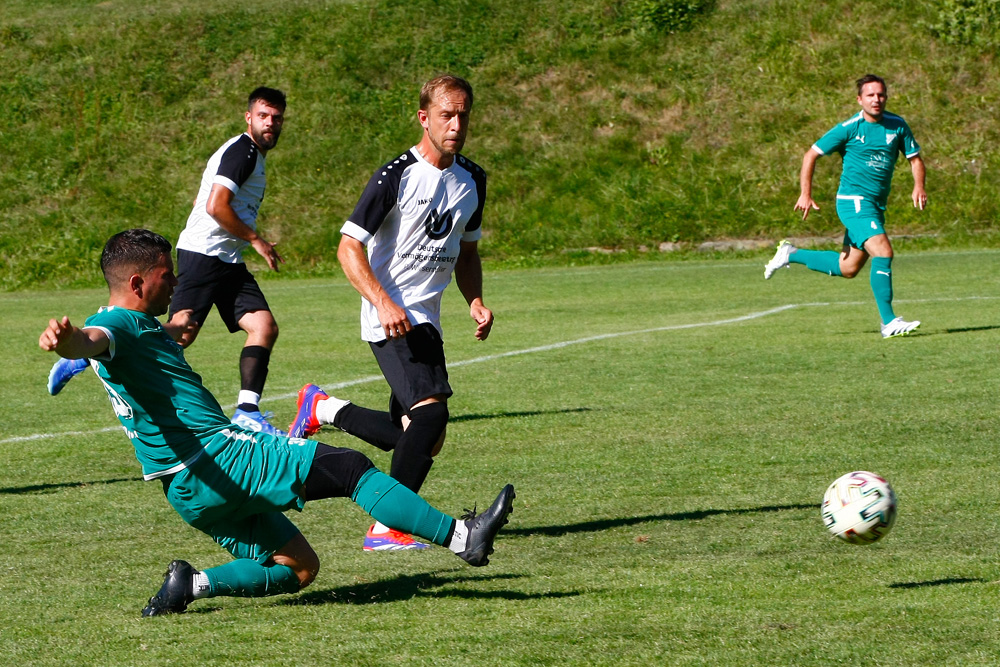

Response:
(633, 0), (714, 33)
(928, 0), (1000, 48)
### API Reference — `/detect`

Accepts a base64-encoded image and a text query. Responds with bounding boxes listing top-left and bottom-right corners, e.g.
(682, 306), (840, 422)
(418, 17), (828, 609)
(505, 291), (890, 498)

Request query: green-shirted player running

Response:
(38, 228), (515, 616)
(764, 74), (928, 338)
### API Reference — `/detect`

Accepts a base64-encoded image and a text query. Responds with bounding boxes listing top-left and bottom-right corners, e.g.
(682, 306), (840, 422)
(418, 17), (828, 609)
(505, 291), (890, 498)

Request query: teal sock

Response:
(351, 468), (455, 546)
(204, 559), (301, 598)
(870, 256), (895, 324)
(789, 249), (843, 276)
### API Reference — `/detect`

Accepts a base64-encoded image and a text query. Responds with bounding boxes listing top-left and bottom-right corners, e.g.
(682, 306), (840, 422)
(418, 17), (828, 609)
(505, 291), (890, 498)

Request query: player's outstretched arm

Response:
(39, 316), (110, 359)
(456, 240), (493, 341)
(794, 149), (822, 220)
(909, 155), (927, 210)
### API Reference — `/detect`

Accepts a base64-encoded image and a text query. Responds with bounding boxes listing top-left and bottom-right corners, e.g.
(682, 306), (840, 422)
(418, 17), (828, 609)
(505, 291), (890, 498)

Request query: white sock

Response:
(237, 390), (261, 409)
(315, 396), (351, 426)
(371, 521), (391, 534)
(447, 519), (469, 554)
(192, 571), (211, 599)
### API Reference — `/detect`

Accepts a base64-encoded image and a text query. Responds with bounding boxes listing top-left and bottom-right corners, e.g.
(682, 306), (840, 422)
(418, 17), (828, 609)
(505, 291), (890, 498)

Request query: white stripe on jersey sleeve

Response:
(341, 220), (373, 245)
(212, 175), (240, 193)
(83, 325), (115, 361)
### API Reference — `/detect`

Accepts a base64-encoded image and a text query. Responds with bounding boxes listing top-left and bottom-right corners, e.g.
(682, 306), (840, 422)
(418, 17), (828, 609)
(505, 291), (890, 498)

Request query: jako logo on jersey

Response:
(423, 209), (454, 240)
(856, 136), (865, 143)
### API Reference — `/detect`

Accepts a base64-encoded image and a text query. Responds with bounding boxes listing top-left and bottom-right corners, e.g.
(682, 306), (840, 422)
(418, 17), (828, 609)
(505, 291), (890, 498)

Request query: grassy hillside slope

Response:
(2, 0), (998, 289)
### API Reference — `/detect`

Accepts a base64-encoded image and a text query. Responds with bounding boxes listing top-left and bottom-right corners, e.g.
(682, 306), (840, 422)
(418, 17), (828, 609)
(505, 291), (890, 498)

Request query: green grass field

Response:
(2, 250), (999, 665)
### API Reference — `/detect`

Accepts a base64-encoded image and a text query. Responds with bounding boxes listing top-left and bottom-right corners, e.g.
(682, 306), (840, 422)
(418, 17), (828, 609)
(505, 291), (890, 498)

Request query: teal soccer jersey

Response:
(84, 306), (232, 479)
(84, 306), (318, 562)
(813, 111), (920, 208)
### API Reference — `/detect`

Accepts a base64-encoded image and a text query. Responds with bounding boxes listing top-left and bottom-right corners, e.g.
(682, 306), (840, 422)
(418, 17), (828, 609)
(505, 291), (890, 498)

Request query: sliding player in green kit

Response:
(38, 229), (515, 617)
(764, 74), (928, 338)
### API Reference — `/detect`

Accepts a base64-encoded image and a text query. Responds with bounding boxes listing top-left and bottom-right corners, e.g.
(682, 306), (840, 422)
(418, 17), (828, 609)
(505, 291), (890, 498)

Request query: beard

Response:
(251, 126), (280, 151)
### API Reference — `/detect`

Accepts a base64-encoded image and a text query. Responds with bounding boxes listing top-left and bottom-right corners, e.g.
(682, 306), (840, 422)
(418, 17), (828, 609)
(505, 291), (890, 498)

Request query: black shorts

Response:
(370, 323), (452, 423)
(169, 249), (271, 333)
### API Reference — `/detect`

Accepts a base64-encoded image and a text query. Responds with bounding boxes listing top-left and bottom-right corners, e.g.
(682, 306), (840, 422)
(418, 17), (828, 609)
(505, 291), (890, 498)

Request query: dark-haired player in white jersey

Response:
(170, 86), (288, 433)
(45, 88), (290, 412)
(290, 75), (494, 550)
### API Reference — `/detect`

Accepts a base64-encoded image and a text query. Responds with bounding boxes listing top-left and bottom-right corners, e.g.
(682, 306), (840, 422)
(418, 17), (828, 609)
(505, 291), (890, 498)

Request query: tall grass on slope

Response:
(2, 0), (998, 290)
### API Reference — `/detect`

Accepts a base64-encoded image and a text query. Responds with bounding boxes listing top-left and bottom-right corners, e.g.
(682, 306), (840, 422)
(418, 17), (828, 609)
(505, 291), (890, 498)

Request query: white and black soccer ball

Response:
(821, 471), (897, 544)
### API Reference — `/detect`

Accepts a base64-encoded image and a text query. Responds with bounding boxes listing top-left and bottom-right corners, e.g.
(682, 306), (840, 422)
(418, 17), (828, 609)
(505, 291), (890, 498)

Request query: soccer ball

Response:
(821, 471), (897, 544)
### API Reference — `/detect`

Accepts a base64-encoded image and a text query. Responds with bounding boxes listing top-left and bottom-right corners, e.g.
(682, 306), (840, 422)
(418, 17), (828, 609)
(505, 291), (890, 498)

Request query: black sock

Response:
(390, 402), (448, 492)
(239, 346), (271, 396)
(334, 404), (403, 452)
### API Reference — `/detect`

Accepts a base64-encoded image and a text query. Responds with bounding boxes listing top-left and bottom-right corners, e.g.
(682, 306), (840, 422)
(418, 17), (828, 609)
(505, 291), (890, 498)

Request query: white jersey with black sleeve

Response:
(176, 133), (266, 264)
(341, 147), (487, 342)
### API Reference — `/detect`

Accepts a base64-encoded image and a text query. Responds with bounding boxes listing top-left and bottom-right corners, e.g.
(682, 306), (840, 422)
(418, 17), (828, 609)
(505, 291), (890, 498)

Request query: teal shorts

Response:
(163, 428), (318, 563)
(836, 196), (886, 250)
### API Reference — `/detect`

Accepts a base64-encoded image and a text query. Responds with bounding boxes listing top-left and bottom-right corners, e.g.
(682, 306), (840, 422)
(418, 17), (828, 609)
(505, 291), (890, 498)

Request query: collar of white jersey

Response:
(412, 145), (460, 173)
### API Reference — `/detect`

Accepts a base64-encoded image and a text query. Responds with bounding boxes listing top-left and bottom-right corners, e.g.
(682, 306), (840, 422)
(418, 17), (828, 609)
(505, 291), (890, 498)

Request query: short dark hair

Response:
(419, 75), (473, 110)
(100, 229), (172, 289)
(856, 74), (887, 96)
(248, 86), (286, 111)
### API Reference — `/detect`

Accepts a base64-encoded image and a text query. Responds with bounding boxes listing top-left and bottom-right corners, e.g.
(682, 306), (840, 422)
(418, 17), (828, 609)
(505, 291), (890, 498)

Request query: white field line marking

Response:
(6, 295), (997, 446)
(447, 305), (798, 368)
(3, 305), (792, 445)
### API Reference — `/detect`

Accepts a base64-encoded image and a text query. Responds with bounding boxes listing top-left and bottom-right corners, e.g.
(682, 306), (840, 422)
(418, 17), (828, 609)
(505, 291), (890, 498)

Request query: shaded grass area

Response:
(2, 251), (1000, 664)
(2, 0), (1000, 290)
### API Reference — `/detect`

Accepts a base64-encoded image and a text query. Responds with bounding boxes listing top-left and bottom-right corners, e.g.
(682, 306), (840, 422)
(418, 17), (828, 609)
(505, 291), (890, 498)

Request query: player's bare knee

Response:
(266, 319), (279, 344)
(273, 534), (319, 589)
(240, 311), (279, 345)
(286, 550), (319, 589)
(297, 557), (319, 589)
(258, 318), (279, 346)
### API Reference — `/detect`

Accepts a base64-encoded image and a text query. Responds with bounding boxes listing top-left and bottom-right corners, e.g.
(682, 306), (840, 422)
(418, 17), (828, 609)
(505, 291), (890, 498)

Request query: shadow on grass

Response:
(888, 577), (987, 589)
(942, 325), (1000, 334)
(505, 503), (816, 537)
(272, 571), (579, 606)
(451, 407), (593, 423)
(0, 477), (139, 495)
(871, 324), (1000, 338)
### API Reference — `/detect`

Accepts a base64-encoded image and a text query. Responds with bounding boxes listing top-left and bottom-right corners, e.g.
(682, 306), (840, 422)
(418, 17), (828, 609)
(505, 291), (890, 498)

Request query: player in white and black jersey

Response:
(289, 75), (495, 551)
(168, 87), (288, 436)
(44, 88), (290, 427)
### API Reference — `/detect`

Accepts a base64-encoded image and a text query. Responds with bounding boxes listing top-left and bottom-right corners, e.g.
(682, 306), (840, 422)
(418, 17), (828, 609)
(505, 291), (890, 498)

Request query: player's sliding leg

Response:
(142, 556), (305, 617)
(143, 445), (514, 616)
(306, 447), (513, 564)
